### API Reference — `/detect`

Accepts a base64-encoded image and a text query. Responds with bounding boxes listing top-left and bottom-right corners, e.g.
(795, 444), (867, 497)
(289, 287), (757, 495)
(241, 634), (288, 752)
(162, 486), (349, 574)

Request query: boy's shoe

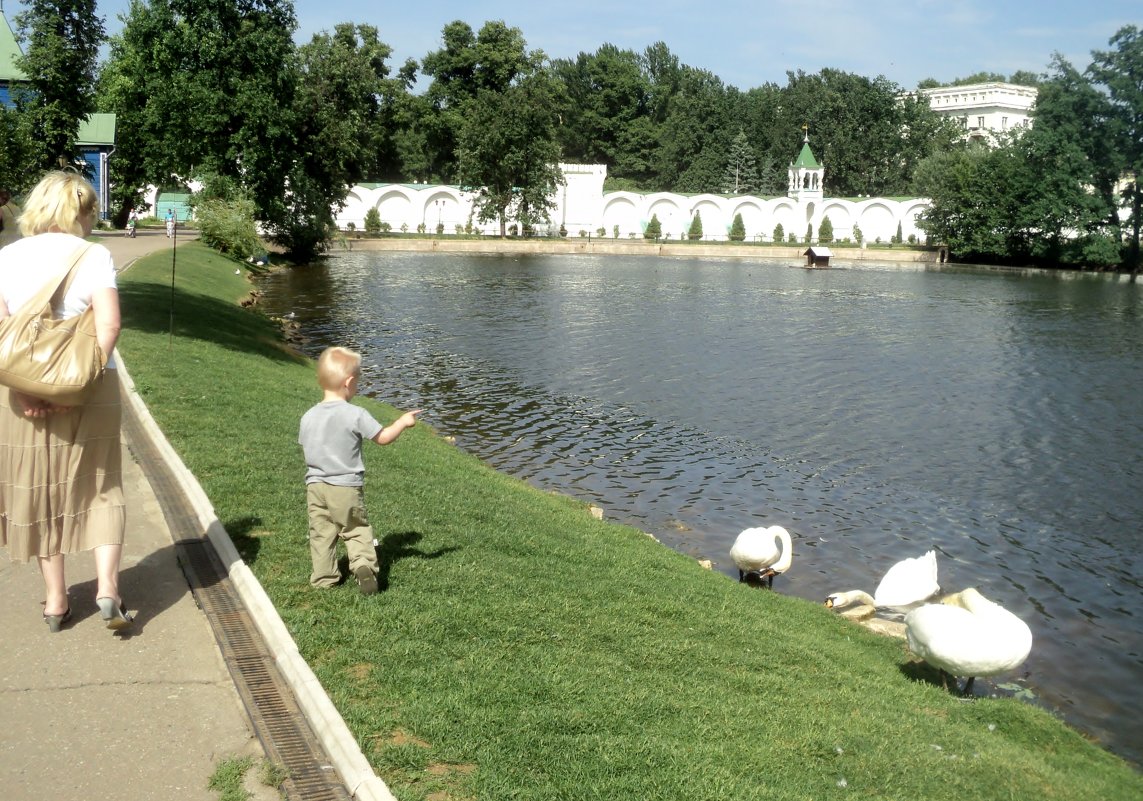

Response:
(354, 566), (378, 596)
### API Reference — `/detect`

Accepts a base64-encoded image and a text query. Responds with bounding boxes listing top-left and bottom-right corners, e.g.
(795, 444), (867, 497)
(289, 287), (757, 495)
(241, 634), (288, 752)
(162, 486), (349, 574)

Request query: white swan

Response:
(729, 525), (793, 588)
(826, 549), (939, 612)
(904, 587), (1033, 694)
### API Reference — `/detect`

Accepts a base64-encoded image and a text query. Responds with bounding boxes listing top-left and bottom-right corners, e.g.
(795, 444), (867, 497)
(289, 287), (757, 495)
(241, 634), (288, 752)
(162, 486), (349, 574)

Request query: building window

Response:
(1002, 116), (1008, 129)
(977, 116), (985, 129)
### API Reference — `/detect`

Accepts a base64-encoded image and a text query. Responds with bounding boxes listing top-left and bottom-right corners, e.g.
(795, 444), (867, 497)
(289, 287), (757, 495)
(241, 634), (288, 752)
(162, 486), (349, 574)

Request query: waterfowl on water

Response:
(729, 525), (793, 588)
(826, 550), (940, 612)
(904, 587), (1033, 695)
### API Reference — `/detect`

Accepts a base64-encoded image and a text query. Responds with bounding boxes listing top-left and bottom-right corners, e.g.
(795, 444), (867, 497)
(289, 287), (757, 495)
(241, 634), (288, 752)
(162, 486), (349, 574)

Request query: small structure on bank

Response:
(804, 246), (832, 267)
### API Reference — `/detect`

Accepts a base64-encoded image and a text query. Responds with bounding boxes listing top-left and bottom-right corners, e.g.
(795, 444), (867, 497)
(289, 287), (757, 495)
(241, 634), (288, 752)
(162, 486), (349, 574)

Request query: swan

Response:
(904, 587), (1033, 694)
(826, 550), (940, 612)
(729, 525), (793, 588)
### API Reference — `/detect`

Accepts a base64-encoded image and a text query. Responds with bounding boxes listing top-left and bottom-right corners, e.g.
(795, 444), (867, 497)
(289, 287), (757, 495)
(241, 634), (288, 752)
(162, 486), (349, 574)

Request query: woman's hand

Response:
(14, 393), (71, 418)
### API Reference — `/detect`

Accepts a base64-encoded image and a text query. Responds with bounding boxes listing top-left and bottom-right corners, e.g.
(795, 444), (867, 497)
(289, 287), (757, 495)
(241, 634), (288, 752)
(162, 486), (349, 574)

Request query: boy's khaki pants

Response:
(306, 483), (378, 587)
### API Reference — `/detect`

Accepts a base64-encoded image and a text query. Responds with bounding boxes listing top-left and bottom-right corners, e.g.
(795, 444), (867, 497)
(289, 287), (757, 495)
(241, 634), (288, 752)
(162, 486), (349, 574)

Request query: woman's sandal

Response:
(43, 607), (72, 633)
(96, 597), (133, 631)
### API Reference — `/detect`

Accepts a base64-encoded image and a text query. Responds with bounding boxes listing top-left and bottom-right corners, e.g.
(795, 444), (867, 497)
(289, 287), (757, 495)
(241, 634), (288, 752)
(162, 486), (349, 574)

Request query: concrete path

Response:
(0, 229), (279, 801)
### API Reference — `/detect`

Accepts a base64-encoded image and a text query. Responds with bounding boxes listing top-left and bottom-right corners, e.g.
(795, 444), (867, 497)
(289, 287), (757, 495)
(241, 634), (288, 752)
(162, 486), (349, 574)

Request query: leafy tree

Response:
(191, 175), (261, 259)
(722, 130), (760, 194)
(364, 206), (381, 234)
(99, 0), (299, 244)
(687, 211), (703, 240)
(14, 0), (105, 170)
(805, 222), (813, 243)
(659, 66), (732, 192)
(773, 222), (784, 242)
(644, 213), (661, 239)
(1090, 25), (1143, 276)
(729, 213), (745, 241)
(456, 68), (564, 237)
(818, 215), (833, 243)
(852, 223), (863, 245)
(0, 108), (37, 193)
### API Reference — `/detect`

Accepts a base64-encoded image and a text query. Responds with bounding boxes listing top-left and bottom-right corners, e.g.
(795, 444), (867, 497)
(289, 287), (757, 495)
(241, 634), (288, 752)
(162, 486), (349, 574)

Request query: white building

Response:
(336, 135), (932, 246)
(917, 82), (1037, 143)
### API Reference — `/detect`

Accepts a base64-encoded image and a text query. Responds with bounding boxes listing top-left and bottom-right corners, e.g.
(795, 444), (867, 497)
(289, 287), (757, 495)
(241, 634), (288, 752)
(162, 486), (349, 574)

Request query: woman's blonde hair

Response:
(317, 346), (362, 390)
(18, 171), (99, 237)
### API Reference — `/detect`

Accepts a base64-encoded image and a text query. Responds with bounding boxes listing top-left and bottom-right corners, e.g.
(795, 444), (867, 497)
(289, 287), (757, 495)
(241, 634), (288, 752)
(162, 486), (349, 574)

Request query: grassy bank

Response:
(117, 243), (1141, 801)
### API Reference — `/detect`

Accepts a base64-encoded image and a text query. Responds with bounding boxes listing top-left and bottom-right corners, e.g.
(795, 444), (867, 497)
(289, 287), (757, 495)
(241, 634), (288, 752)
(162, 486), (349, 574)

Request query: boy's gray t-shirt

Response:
(299, 400), (384, 486)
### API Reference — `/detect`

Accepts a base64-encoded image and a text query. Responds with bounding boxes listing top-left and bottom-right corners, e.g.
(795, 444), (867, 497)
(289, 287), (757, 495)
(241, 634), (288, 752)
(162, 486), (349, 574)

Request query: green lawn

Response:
(118, 242), (1142, 801)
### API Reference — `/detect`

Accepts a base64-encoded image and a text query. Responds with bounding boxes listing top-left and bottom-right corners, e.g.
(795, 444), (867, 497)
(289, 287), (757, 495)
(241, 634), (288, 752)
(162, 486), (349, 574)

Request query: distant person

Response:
(165, 208), (175, 238)
(298, 346), (421, 594)
(0, 189), (22, 249)
(0, 171), (130, 633)
(126, 209), (138, 238)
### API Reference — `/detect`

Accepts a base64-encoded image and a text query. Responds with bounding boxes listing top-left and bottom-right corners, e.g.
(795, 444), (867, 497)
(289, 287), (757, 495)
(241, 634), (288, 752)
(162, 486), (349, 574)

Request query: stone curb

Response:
(115, 352), (396, 801)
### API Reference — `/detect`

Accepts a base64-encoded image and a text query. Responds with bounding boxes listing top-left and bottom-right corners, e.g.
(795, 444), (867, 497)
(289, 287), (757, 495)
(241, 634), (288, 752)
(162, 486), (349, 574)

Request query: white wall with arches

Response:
(334, 164), (933, 245)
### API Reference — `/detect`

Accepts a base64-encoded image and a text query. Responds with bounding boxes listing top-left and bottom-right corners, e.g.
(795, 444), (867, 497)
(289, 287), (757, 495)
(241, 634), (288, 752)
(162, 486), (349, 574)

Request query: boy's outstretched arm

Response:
(372, 410), (423, 445)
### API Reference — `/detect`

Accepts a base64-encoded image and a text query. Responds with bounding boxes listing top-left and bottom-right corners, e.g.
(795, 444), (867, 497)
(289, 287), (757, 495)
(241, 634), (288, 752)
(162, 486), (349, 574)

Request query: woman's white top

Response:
(0, 232), (119, 369)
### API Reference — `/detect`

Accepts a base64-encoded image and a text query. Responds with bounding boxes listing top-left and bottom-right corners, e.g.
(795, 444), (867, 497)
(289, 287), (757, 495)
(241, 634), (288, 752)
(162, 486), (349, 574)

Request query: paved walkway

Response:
(0, 229), (279, 801)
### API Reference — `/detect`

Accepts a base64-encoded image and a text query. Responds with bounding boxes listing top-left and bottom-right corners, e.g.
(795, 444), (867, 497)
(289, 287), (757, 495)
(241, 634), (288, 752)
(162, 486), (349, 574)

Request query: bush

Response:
(805, 223), (813, 243)
(364, 207), (381, 235)
(194, 195), (261, 260)
(729, 213), (746, 242)
(773, 222), (784, 243)
(613, 224), (620, 239)
(596, 227), (606, 237)
(818, 216), (834, 244)
(852, 223), (864, 245)
(688, 212), (703, 241)
(644, 214), (662, 240)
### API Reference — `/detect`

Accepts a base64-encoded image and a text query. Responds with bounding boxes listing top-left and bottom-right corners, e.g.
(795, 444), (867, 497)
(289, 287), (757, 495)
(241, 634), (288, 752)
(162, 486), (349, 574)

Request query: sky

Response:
(17, 0), (1143, 91)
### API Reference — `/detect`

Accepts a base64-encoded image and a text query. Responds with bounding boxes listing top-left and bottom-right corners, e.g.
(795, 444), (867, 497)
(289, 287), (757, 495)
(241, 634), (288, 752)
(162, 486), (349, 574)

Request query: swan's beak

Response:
(825, 596), (836, 608)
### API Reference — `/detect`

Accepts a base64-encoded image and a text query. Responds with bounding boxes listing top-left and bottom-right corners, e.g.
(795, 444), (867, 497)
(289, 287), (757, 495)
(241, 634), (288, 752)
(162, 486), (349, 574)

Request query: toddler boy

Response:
(299, 346), (421, 594)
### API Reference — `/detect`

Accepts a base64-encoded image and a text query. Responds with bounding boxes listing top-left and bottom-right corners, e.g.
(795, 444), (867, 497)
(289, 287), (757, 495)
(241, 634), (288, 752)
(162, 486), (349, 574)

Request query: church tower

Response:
(787, 127), (824, 204)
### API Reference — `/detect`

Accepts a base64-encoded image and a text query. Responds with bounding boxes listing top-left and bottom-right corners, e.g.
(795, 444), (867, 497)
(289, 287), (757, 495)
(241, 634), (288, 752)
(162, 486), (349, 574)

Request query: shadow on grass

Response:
(119, 280), (305, 364)
(376, 531), (460, 592)
(224, 516), (266, 563)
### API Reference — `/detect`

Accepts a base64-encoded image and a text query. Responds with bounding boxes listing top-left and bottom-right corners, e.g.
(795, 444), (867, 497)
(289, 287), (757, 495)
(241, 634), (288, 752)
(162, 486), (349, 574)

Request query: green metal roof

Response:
(792, 141), (820, 169)
(77, 113), (116, 146)
(0, 10), (26, 83)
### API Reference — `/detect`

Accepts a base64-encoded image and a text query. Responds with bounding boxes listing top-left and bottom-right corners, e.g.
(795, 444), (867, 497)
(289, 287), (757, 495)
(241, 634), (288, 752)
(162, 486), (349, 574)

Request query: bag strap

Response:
(19, 242), (96, 315)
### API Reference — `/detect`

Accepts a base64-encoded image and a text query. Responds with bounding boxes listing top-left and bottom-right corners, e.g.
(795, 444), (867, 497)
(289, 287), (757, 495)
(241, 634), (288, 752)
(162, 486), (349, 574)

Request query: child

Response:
(298, 346), (421, 594)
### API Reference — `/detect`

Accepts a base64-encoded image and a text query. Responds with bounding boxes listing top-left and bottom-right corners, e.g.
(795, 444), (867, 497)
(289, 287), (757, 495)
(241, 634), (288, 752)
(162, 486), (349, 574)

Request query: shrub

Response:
(613, 224), (620, 239)
(596, 227), (606, 237)
(644, 214), (662, 240)
(818, 215), (834, 244)
(559, 224), (567, 237)
(380, 221), (392, 233)
(688, 212), (703, 241)
(773, 222), (784, 242)
(852, 223), (864, 245)
(194, 195), (261, 259)
(729, 213), (746, 242)
(364, 207), (381, 235)
(805, 222), (813, 243)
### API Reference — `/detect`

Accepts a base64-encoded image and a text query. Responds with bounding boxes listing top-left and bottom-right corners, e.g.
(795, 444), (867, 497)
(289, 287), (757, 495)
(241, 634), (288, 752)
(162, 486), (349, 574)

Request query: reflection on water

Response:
(257, 252), (1143, 766)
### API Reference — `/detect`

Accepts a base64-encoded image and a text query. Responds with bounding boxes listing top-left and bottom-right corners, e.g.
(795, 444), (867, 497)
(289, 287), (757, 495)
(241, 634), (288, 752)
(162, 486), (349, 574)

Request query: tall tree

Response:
(14, 0), (104, 170)
(1089, 25), (1143, 276)
(456, 70), (564, 237)
(721, 130), (760, 194)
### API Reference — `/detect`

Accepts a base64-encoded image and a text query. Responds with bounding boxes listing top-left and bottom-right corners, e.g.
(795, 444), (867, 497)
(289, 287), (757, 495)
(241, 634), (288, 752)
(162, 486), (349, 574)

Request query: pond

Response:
(255, 251), (1143, 767)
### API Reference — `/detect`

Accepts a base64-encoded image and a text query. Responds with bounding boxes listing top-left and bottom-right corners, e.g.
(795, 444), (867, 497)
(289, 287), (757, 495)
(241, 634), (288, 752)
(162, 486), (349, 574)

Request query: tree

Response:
(14, 0), (105, 170)
(644, 213), (661, 239)
(818, 215), (833, 243)
(456, 70), (564, 237)
(722, 130), (760, 194)
(1090, 25), (1143, 276)
(364, 207), (381, 234)
(0, 108), (37, 193)
(805, 222), (813, 243)
(729, 213), (745, 241)
(687, 211), (703, 240)
(773, 222), (784, 242)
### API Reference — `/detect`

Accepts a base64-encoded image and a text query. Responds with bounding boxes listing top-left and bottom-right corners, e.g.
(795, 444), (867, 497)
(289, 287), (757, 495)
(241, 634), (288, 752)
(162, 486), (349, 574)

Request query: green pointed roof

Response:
(0, 10), (26, 83)
(792, 140), (820, 170)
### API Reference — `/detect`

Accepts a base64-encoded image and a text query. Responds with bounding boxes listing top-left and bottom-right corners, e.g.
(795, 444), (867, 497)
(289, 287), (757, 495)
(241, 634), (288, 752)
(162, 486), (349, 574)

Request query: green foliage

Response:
(818, 215), (834, 243)
(722, 131), (760, 194)
(805, 222), (813, 243)
(207, 755), (253, 801)
(852, 223), (864, 244)
(729, 212), (746, 241)
(772, 222), (784, 242)
(192, 176), (262, 260)
(364, 207), (381, 235)
(688, 211), (703, 240)
(612, 224), (619, 239)
(0, 108), (37, 194)
(894, 221), (903, 244)
(13, 0), (104, 170)
(644, 213), (662, 239)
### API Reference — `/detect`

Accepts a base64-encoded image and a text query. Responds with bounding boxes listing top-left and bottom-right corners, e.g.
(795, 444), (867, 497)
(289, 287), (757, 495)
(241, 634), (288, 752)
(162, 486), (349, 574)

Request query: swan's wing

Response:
(875, 551), (940, 607)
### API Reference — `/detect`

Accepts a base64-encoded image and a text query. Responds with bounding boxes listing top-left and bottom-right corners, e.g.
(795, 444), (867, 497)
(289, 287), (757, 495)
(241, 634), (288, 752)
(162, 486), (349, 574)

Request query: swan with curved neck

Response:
(730, 525), (793, 588)
(904, 587), (1033, 695)
(826, 550), (939, 612)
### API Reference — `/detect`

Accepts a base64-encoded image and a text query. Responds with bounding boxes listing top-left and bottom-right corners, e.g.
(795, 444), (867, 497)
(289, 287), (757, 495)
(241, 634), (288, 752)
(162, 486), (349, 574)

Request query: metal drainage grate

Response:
(123, 395), (352, 801)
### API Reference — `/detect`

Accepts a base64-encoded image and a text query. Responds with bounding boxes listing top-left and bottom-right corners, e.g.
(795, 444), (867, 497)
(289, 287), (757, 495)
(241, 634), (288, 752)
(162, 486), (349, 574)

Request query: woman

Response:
(0, 171), (131, 633)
